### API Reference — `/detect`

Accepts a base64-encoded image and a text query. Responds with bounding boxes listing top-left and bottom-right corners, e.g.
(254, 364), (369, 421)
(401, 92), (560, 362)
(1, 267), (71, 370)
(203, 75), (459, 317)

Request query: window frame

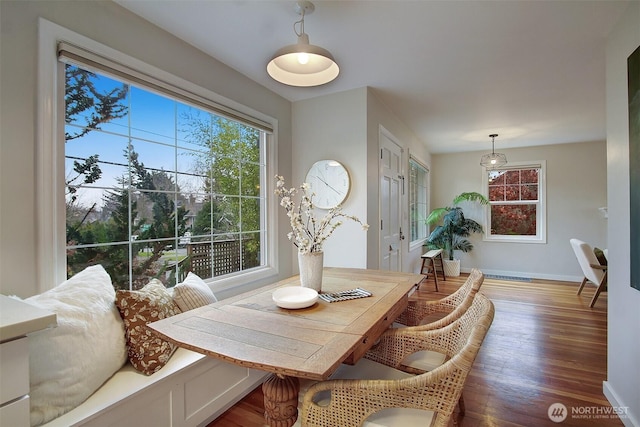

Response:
(482, 160), (547, 244)
(408, 156), (429, 250)
(37, 19), (279, 293)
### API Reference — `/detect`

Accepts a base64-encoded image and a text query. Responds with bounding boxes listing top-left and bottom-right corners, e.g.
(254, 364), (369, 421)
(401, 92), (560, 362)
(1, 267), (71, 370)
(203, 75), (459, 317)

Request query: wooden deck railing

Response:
(185, 240), (245, 279)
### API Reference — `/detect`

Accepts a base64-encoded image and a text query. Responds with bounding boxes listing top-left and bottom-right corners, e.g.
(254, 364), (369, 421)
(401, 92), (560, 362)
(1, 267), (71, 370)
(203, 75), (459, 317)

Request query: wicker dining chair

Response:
(298, 293), (495, 427)
(395, 268), (484, 328)
(362, 269), (485, 415)
(365, 279), (487, 415)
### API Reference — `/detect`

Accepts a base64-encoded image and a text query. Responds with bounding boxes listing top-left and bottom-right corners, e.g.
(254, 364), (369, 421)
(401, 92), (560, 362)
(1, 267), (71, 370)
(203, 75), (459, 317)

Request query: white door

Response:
(379, 128), (404, 271)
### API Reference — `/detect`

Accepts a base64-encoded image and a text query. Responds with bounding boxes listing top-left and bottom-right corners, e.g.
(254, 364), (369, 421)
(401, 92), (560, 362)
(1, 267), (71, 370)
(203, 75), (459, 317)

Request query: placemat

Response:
(318, 288), (372, 303)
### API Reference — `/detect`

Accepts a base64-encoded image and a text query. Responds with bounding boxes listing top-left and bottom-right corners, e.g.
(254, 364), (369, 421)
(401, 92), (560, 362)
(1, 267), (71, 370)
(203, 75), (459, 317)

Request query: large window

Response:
(409, 157), (429, 246)
(39, 21), (275, 291)
(483, 161), (546, 243)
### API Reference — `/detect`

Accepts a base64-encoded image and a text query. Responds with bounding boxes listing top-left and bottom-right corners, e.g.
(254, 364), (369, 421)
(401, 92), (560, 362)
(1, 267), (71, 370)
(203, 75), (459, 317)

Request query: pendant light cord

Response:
(294, 10), (306, 37)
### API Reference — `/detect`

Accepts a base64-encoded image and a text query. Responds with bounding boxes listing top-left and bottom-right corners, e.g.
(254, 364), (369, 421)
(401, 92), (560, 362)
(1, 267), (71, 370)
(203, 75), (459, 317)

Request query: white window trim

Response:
(482, 160), (547, 244)
(408, 154), (429, 251)
(37, 18), (279, 292)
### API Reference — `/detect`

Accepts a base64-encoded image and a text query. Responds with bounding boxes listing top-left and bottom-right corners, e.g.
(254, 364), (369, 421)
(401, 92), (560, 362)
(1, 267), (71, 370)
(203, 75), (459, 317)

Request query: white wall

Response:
(291, 88), (369, 268)
(0, 1), (293, 298)
(604, 2), (640, 425)
(291, 87), (431, 272)
(430, 141), (607, 281)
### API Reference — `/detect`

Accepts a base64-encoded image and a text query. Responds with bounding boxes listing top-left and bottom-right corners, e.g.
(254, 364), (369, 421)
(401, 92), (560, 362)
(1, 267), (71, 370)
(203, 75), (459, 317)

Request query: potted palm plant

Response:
(425, 192), (489, 276)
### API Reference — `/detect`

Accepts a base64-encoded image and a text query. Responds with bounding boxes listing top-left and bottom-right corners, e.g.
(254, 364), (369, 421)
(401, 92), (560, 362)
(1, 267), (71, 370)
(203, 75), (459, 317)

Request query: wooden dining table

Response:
(149, 267), (421, 427)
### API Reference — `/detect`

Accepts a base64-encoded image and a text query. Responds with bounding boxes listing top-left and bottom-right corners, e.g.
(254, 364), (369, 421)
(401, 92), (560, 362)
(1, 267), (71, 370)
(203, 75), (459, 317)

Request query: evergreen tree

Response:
(67, 144), (190, 289)
(64, 65), (128, 204)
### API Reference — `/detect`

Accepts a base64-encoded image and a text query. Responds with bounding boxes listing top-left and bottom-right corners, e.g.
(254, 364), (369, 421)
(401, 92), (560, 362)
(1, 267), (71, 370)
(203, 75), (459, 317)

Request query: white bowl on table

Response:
(272, 287), (318, 309)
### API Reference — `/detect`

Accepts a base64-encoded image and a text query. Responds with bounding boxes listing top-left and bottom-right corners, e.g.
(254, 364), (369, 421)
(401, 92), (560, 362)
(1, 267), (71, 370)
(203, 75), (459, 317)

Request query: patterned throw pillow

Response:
(115, 279), (181, 375)
(172, 272), (218, 312)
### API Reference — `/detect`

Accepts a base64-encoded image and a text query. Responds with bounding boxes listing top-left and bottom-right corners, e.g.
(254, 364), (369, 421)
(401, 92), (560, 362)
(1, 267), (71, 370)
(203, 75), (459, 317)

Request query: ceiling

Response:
(115, 0), (629, 154)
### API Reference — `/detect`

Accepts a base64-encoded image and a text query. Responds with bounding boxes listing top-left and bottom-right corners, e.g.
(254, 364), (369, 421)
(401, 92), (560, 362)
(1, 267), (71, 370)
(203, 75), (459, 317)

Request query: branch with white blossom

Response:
(275, 175), (369, 254)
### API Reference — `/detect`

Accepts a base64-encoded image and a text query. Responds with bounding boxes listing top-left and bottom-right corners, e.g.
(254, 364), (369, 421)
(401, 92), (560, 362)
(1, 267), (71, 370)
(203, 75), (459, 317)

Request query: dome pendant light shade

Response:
(267, 1), (339, 87)
(480, 134), (507, 168)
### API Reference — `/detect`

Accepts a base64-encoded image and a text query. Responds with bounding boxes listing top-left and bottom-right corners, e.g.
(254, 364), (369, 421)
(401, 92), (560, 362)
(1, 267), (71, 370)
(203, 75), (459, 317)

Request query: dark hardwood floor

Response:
(208, 273), (623, 427)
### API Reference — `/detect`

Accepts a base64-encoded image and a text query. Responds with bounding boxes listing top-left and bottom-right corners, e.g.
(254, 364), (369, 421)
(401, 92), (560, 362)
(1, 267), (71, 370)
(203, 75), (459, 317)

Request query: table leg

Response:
(262, 373), (300, 427)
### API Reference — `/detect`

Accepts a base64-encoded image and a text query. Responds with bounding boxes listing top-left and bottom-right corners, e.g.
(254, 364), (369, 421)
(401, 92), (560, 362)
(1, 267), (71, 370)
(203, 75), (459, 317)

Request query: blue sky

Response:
(66, 69), (211, 208)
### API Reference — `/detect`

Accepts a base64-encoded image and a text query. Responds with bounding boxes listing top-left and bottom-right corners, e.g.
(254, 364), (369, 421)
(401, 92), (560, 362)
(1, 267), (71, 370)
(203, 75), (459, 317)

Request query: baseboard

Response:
(603, 381), (639, 427)
(460, 267), (582, 283)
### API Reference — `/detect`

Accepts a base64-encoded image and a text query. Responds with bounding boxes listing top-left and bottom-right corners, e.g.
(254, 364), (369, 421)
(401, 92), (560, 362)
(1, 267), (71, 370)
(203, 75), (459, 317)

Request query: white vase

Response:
(443, 259), (461, 277)
(298, 251), (324, 292)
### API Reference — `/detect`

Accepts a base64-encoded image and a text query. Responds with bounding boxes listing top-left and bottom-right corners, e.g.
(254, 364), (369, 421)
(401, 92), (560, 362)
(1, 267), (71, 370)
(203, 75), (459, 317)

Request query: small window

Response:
(483, 161), (546, 243)
(409, 157), (429, 245)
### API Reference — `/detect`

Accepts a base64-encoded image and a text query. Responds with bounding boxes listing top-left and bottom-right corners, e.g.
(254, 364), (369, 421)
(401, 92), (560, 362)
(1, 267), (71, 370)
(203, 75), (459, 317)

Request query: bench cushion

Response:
(40, 348), (204, 427)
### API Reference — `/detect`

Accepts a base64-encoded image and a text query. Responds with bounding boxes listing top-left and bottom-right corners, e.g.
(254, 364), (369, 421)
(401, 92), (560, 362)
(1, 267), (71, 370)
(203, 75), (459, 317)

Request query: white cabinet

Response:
(0, 338), (30, 403)
(0, 296), (56, 427)
(1, 396), (30, 427)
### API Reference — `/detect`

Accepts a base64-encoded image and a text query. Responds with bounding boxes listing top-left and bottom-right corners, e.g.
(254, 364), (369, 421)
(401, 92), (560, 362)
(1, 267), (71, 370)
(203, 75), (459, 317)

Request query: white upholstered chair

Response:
(570, 238), (608, 307)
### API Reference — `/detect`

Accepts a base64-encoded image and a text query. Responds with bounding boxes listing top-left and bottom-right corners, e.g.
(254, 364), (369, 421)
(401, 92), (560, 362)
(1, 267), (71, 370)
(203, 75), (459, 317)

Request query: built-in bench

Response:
(42, 348), (266, 427)
(22, 264), (268, 427)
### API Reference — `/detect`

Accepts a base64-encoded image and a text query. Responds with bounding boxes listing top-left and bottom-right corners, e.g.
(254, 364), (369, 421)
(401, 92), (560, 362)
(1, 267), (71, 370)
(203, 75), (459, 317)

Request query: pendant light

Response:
(480, 134), (507, 168)
(267, 1), (339, 87)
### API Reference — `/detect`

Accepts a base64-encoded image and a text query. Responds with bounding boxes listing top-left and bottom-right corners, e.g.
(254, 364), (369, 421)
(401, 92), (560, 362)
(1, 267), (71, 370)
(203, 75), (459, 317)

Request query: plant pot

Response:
(298, 251), (324, 292)
(442, 259), (461, 277)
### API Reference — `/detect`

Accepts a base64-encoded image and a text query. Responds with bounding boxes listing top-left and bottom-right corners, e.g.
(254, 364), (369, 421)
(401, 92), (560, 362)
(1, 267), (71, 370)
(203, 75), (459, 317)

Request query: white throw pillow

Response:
(172, 272), (218, 311)
(24, 265), (127, 426)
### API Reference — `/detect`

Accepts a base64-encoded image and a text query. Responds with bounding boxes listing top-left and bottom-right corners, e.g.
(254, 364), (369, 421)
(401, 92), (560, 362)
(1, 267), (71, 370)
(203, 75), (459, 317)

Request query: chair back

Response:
(400, 291), (493, 362)
(418, 268), (484, 331)
(425, 293), (494, 426)
(398, 268), (484, 327)
(445, 268), (484, 305)
(441, 291), (493, 356)
(570, 238), (605, 285)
